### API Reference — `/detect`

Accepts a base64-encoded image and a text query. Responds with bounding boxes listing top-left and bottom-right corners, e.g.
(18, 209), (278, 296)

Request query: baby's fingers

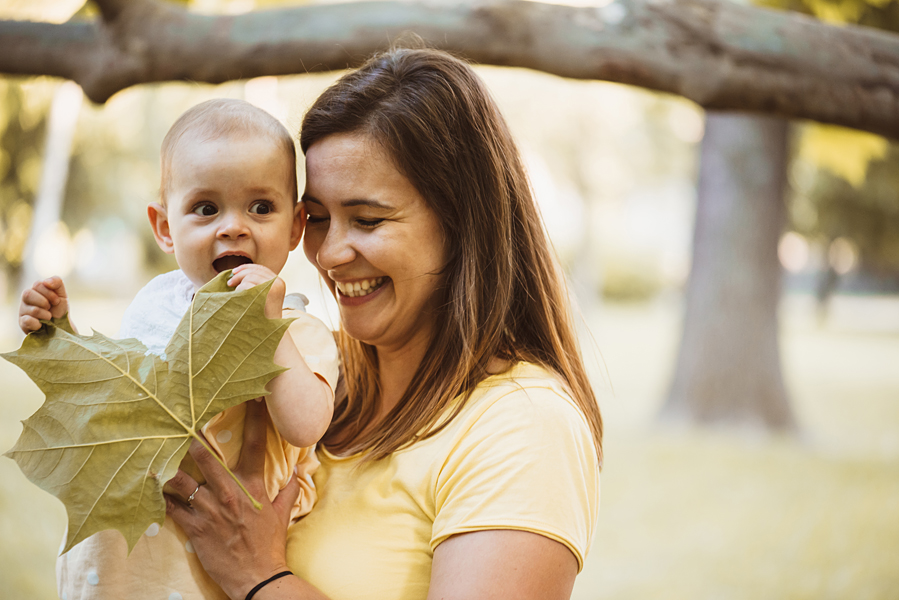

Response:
(21, 286), (53, 311)
(227, 268), (271, 291)
(226, 267), (254, 288)
(42, 276), (67, 293)
(36, 280), (69, 319)
(19, 314), (45, 334)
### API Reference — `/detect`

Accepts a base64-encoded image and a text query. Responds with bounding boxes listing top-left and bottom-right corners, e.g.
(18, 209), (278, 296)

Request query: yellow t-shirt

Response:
(286, 362), (600, 600)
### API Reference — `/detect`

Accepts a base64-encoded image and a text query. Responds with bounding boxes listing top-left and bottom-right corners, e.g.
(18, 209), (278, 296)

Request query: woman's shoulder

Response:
(453, 361), (591, 438)
(430, 362), (601, 569)
(471, 361), (582, 409)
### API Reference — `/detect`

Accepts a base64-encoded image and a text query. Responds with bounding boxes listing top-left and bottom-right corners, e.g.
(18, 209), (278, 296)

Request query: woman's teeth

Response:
(335, 277), (386, 298)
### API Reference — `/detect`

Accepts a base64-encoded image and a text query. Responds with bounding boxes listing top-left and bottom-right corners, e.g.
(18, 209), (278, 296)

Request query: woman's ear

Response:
(148, 202), (175, 254)
(289, 202), (306, 251)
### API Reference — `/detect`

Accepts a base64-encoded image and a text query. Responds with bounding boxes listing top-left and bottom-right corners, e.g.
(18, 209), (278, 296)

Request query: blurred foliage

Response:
(601, 262), (664, 302)
(757, 0), (899, 273)
(792, 146), (899, 272)
(758, 0), (899, 28)
(0, 79), (52, 278)
(3, 0), (896, 299)
(0, 0), (308, 296)
(797, 125), (889, 188)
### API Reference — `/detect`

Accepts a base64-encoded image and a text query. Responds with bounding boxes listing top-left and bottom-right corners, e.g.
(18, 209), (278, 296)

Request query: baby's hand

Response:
(227, 265), (286, 319)
(19, 276), (70, 334)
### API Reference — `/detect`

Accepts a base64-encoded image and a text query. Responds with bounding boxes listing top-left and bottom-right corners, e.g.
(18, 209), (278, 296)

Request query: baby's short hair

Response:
(160, 98), (297, 204)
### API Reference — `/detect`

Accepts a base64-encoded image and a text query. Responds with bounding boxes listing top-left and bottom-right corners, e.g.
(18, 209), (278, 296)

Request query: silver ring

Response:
(187, 484), (201, 506)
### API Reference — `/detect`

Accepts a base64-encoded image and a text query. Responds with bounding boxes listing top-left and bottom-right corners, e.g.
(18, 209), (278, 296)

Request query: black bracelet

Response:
(245, 570), (293, 600)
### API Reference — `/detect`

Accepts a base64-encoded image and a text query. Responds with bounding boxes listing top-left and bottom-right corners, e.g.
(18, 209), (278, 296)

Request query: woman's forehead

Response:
(305, 134), (404, 193)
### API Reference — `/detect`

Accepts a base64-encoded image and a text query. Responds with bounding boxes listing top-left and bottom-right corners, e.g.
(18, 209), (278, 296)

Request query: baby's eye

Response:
(192, 203), (217, 217)
(250, 201), (273, 215)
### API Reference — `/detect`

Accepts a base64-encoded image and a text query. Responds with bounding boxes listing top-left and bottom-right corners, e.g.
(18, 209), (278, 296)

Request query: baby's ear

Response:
(289, 202), (305, 251)
(148, 202), (175, 254)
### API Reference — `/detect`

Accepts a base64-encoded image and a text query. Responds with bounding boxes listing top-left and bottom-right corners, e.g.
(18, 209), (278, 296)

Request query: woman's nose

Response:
(314, 225), (356, 270)
(217, 213), (250, 239)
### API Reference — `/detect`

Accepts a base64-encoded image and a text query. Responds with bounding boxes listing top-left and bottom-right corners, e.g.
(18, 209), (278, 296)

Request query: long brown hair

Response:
(301, 47), (602, 464)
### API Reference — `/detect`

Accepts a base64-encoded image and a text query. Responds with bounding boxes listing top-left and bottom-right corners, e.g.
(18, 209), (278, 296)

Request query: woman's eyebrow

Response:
(341, 199), (392, 210)
(301, 195), (392, 210)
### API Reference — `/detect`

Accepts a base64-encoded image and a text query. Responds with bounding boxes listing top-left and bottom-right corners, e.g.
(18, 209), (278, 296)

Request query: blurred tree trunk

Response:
(19, 81), (83, 295)
(662, 113), (795, 429)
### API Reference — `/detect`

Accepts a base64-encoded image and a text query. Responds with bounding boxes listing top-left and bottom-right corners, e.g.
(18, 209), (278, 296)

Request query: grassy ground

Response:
(572, 294), (899, 600)
(1, 294), (897, 599)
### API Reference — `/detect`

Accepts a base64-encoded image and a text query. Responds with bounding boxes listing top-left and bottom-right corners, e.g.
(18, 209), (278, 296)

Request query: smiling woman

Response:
(302, 132), (448, 361)
(165, 47), (603, 600)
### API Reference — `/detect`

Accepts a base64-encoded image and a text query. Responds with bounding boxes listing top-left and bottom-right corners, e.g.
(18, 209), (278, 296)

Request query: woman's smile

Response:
(334, 277), (388, 298)
(302, 132), (447, 352)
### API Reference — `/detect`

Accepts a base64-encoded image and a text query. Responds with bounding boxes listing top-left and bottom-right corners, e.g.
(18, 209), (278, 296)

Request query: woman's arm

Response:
(428, 530), (578, 600)
(165, 401), (328, 600)
(166, 401), (581, 600)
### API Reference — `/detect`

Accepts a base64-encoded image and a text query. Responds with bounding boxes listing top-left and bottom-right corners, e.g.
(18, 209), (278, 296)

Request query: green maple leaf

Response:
(3, 271), (293, 554)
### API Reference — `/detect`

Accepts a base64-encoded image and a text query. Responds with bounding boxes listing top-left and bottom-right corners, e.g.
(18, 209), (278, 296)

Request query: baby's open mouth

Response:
(213, 255), (254, 272)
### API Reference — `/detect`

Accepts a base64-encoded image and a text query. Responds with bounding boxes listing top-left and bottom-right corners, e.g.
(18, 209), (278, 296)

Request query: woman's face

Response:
(303, 133), (447, 354)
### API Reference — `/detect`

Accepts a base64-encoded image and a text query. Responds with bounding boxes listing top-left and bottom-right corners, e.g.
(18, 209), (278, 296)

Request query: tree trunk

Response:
(662, 112), (795, 430)
(19, 81), (83, 295)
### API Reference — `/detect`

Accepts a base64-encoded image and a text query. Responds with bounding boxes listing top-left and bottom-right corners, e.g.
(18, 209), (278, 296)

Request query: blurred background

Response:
(1, 0), (897, 598)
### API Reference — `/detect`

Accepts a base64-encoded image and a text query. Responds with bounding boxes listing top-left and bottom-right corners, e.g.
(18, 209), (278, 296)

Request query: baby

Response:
(18, 99), (338, 600)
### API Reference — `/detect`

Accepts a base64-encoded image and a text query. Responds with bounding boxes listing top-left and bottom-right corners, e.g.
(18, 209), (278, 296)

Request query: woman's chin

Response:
(340, 321), (384, 347)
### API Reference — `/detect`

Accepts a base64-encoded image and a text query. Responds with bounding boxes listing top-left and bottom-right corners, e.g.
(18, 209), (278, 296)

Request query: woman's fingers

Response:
(162, 402), (292, 600)
(165, 489), (197, 532)
(164, 467), (200, 505)
(184, 402), (267, 500)
(271, 469), (301, 523)
(186, 434), (232, 494)
(164, 468), (201, 532)
(235, 398), (269, 479)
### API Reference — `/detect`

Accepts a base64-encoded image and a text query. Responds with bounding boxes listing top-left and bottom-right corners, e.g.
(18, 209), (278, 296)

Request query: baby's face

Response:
(162, 134), (301, 290)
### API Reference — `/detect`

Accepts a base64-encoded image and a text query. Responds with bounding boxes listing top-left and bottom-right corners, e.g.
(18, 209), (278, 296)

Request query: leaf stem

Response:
(189, 431), (263, 510)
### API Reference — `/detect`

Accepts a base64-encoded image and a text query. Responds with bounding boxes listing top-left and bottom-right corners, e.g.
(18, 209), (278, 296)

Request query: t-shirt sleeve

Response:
(282, 308), (340, 395)
(430, 384), (600, 571)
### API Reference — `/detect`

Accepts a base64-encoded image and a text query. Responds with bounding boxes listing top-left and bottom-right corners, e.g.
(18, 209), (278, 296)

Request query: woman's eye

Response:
(305, 214), (329, 224)
(192, 204), (218, 217)
(250, 201), (273, 215)
(357, 218), (383, 228)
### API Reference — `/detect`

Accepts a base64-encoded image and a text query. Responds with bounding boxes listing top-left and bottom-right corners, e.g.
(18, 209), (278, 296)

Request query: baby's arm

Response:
(228, 265), (334, 448)
(18, 276), (76, 334)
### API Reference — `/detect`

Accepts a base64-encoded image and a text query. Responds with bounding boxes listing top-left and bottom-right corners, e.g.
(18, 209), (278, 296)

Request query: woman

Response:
(166, 46), (603, 600)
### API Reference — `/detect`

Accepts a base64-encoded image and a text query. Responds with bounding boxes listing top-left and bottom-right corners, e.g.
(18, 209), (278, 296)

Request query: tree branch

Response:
(1, 0), (898, 138)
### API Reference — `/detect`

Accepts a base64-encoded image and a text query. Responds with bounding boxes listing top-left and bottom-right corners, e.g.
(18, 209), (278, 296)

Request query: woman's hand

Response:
(165, 400), (300, 599)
